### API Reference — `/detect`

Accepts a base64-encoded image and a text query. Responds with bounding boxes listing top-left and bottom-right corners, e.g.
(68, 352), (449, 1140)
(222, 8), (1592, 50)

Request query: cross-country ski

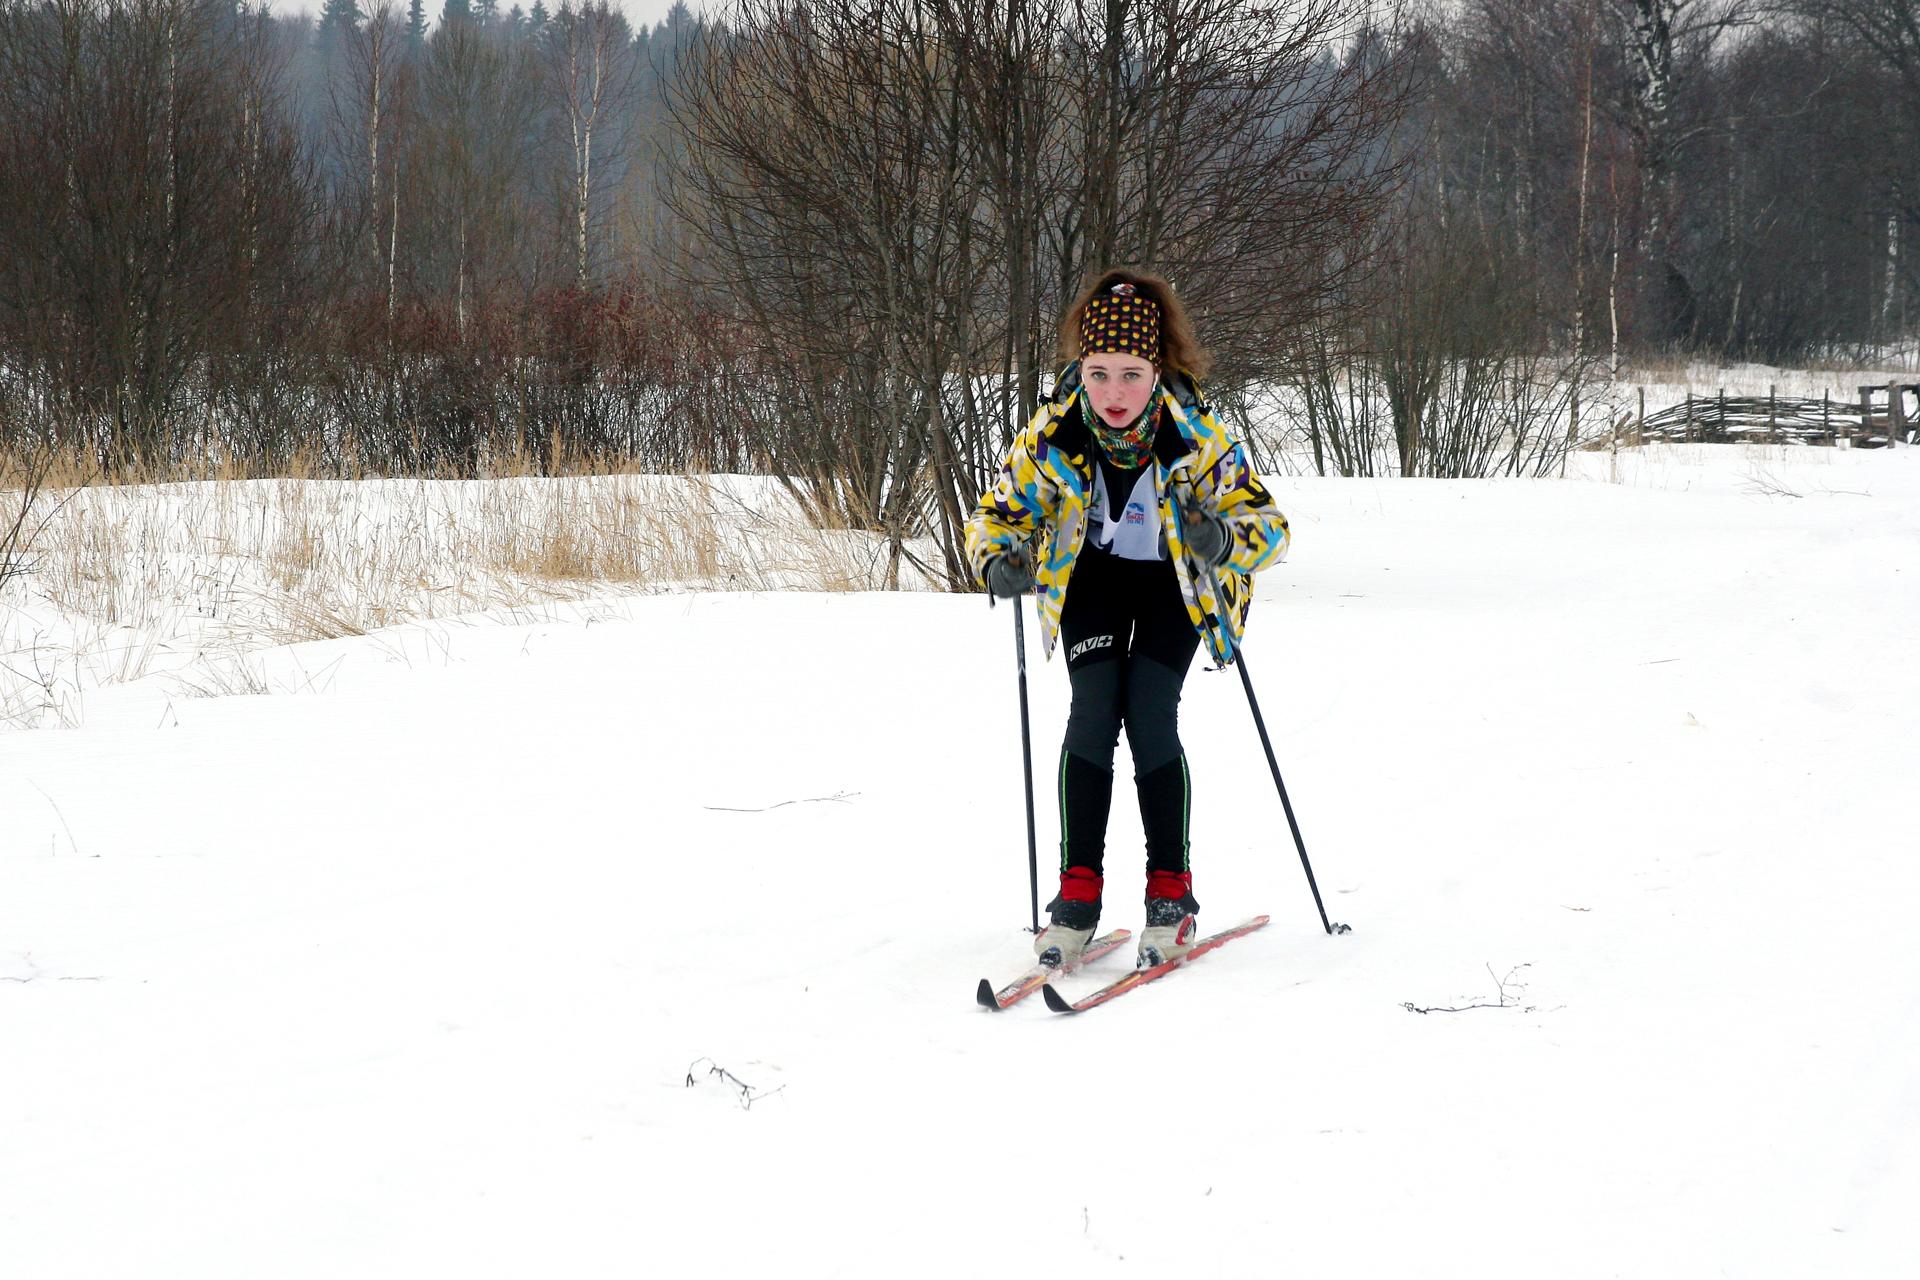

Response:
(1041, 916), (1271, 1014)
(975, 928), (1131, 1010)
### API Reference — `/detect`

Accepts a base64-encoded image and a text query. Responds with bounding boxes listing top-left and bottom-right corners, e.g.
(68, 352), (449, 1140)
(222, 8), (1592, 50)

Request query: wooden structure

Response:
(1633, 381), (1917, 447)
(1856, 383), (1916, 448)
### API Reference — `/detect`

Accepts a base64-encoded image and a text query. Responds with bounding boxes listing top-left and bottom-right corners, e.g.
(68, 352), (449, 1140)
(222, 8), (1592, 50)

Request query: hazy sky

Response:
(270, 0), (708, 33)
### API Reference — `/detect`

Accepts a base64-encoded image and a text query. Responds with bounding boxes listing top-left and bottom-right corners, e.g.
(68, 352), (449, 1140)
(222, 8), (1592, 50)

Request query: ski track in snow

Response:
(3, 445), (1917, 1277)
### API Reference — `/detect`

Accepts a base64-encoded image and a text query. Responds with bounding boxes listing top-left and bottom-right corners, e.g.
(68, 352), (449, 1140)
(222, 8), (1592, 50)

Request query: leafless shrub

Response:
(1287, 166), (1607, 477)
(669, 0), (1412, 582)
(1, 441), (61, 589)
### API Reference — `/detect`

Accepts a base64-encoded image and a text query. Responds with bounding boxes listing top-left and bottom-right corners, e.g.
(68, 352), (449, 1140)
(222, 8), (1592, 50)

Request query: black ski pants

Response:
(1055, 546), (1200, 882)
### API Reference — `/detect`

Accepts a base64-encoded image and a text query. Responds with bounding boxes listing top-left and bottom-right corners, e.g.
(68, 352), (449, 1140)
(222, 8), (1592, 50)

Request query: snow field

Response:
(2, 441), (1917, 1276)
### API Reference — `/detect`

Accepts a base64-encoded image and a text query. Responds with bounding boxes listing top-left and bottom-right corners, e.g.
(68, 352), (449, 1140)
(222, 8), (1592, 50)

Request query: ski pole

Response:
(1011, 594), (1041, 934)
(1180, 485), (1348, 936)
(1227, 647), (1348, 936)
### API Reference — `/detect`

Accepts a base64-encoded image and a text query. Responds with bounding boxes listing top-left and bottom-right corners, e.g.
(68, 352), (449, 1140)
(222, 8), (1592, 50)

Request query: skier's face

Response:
(1082, 353), (1157, 428)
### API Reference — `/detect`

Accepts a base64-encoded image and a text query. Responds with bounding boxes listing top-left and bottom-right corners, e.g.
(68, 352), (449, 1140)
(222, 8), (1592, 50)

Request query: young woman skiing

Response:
(966, 268), (1290, 970)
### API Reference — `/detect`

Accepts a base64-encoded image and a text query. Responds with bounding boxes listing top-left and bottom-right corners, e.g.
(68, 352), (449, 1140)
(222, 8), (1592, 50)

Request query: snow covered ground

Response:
(3, 442), (1917, 1277)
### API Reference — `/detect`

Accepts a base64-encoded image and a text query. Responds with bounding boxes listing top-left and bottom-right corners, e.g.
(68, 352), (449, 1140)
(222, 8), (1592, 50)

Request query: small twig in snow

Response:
(28, 781), (80, 857)
(289, 652), (346, 696)
(685, 1058), (785, 1110)
(1740, 467), (1803, 499)
(1402, 963), (1535, 1015)
(703, 790), (859, 813)
(1, 953), (105, 984)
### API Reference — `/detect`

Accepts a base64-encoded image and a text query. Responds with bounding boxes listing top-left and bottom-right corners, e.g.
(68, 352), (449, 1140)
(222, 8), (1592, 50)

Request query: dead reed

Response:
(0, 446), (936, 729)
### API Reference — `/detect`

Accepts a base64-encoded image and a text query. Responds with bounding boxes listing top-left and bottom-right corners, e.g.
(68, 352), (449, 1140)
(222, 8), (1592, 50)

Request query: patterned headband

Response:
(1078, 281), (1162, 364)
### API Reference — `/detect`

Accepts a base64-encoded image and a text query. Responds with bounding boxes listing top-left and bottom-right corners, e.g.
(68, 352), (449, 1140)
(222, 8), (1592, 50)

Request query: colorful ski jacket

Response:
(965, 365), (1289, 667)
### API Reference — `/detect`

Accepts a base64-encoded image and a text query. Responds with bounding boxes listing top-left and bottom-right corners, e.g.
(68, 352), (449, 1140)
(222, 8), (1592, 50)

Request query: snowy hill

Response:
(3, 444), (1917, 1277)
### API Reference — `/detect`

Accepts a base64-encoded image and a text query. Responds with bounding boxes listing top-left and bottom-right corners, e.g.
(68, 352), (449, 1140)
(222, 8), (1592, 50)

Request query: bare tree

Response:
(328, 2), (413, 327)
(669, 0), (993, 584)
(938, 0), (1074, 443)
(1606, 0), (1755, 344)
(1046, 0), (1412, 390)
(1791, 0), (1920, 344)
(0, 0), (322, 471)
(416, 14), (540, 338)
(540, 0), (638, 289)
(1794, 0), (1920, 98)
(669, 0), (1408, 580)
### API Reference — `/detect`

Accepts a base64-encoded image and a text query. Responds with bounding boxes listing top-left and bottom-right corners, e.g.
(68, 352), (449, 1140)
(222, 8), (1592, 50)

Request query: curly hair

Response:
(1057, 266), (1211, 380)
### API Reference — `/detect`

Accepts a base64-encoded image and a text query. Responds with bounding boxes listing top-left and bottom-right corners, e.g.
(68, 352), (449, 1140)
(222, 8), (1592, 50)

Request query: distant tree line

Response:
(1411, 0), (1917, 367)
(0, 0), (720, 481)
(1, 1), (1916, 537)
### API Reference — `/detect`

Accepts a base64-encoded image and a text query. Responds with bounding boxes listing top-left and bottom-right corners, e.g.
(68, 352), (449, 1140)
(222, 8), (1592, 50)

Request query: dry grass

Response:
(1, 449), (938, 730)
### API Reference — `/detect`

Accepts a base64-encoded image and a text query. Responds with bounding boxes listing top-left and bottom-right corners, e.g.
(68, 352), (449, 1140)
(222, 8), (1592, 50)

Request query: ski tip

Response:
(976, 978), (1002, 1010)
(1040, 982), (1077, 1014)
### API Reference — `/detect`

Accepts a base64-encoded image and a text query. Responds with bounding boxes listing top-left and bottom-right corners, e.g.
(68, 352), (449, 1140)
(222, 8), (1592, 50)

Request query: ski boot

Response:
(1138, 870), (1199, 968)
(1034, 867), (1103, 968)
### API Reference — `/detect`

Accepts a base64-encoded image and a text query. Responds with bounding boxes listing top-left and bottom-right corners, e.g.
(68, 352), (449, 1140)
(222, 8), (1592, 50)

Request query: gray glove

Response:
(1180, 497), (1232, 568)
(984, 549), (1035, 598)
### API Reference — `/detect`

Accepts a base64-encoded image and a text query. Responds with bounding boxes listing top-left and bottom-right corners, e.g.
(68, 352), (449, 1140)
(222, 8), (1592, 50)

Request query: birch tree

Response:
(330, 1), (413, 326)
(1606, 0), (1752, 343)
(418, 13), (538, 339)
(540, 0), (637, 289)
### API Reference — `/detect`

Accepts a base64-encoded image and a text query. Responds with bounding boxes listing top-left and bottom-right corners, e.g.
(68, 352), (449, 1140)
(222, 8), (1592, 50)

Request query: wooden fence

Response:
(1630, 383), (1917, 447)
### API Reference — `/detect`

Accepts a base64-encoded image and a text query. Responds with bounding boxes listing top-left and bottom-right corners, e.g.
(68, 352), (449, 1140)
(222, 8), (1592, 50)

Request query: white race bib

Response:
(1091, 466), (1163, 561)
